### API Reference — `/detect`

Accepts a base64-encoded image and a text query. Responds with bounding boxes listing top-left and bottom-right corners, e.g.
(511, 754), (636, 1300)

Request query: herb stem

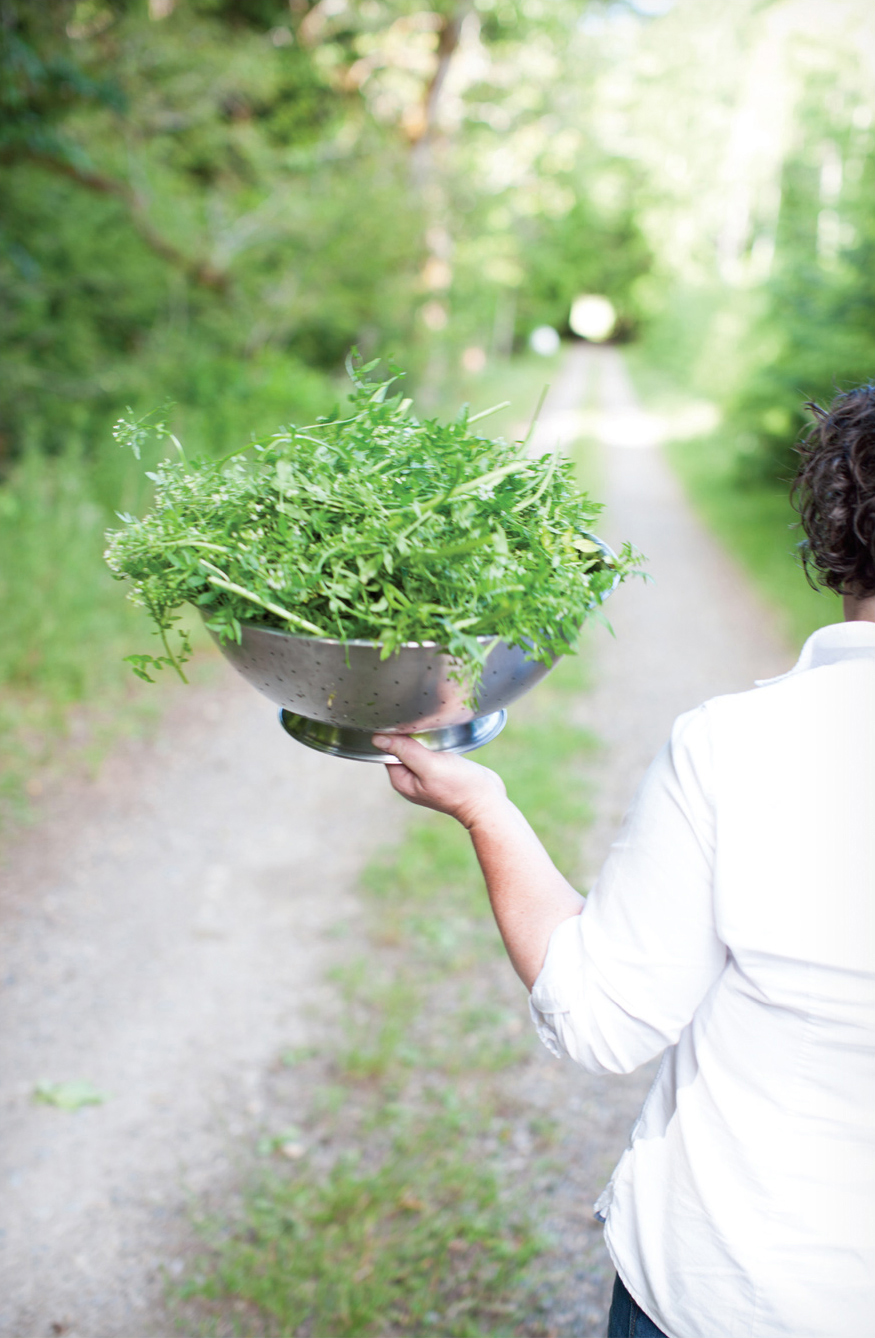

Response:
(169, 433), (188, 469)
(204, 574), (325, 637)
(165, 539), (231, 554)
(512, 448), (559, 513)
(395, 460), (530, 544)
(447, 460), (530, 498)
(216, 440), (259, 465)
(466, 400), (511, 425)
(159, 623), (189, 683)
(294, 433), (331, 447)
(522, 384), (550, 449)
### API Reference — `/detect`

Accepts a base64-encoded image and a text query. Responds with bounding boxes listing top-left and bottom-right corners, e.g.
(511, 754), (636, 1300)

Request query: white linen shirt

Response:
(530, 620), (875, 1338)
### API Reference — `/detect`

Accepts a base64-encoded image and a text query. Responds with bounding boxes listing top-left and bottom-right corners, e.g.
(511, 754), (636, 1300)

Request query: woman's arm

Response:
(372, 733), (583, 989)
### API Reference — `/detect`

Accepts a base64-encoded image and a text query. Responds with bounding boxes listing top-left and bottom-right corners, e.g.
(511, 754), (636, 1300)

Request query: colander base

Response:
(278, 709), (507, 762)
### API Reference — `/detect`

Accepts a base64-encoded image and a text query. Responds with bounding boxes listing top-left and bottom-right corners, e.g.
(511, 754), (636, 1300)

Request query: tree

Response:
(0, 0), (655, 460)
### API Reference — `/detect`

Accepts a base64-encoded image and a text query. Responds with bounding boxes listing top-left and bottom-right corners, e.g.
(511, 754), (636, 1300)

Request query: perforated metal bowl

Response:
(209, 627), (554, 761)
(208, 535), (618, 762)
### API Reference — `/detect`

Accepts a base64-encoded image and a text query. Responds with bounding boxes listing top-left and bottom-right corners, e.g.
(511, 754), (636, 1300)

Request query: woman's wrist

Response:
(458, 788), (516, 833)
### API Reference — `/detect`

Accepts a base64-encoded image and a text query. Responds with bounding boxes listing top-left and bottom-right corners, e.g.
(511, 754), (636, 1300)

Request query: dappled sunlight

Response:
(594, 399), (721, 451)
(531, 393), (719, 454)
(524, 346), (721, 454)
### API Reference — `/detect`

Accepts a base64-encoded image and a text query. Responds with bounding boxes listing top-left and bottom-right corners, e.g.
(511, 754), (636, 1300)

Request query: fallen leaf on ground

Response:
(33, 1081), (109, 1110)
(397, 1193), (426, 1213)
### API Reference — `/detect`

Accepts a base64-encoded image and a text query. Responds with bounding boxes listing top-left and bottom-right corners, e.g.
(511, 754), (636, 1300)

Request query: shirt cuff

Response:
(528, 912), (586, 1059)
(528, 994), (566, 1058)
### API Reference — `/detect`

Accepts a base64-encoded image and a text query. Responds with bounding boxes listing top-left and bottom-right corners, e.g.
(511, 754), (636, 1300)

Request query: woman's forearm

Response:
(467, 797), (584, 988)
(372, 733), (584, 989)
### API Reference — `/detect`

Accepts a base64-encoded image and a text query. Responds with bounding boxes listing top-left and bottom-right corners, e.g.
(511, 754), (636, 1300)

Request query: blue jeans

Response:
(607, 1274), (669, 1337)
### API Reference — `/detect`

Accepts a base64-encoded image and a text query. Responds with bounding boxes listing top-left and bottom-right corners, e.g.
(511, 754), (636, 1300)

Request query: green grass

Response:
(184, 1109), (539, 1338)
(0, 446), (224, 829)
(664, 432), (841, 646)
(624, 345), (842, 647)
(0, 444), (199, 705)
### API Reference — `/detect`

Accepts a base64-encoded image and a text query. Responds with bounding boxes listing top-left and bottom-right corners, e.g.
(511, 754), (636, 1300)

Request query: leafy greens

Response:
(104, 361), (640, 690)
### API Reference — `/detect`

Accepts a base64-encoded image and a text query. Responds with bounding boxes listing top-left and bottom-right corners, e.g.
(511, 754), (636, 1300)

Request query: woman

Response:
(372, 386), (875, 1338)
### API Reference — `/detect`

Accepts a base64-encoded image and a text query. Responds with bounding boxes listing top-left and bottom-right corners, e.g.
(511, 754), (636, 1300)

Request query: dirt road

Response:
(0, 345), (793, 1337)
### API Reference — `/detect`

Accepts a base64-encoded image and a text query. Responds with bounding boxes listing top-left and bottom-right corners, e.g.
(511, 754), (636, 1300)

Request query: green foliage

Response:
(579, 0), (875, 487)
(0, 1), (126, 164)
(0, 0), (424, 460)
(665, 429), (842, 646)
(727, 81), (875, 482)
(0, 0), (655, 467)
(0, 446), (150, 702)
(514, 191), (652, 339)
(105, 363), (638, 686)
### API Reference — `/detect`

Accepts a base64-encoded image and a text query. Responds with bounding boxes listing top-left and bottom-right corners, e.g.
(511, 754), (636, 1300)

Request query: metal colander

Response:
(209, 627), (553, 761)
(208, 535), (617, 761)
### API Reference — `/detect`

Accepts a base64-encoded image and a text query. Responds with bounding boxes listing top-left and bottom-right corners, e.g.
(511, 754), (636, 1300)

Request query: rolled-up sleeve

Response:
(530, 705), (726, 1074)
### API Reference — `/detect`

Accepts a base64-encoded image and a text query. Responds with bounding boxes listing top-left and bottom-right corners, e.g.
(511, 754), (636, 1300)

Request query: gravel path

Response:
(0, 345), (794, 1338)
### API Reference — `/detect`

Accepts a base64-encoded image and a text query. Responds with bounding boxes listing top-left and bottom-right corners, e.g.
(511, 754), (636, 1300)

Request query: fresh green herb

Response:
(105, 359), (640, 689)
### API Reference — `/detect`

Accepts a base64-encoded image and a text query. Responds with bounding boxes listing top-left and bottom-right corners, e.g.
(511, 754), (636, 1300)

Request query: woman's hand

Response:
(373, 732), (583, 988)
(371, 734), (508, 829)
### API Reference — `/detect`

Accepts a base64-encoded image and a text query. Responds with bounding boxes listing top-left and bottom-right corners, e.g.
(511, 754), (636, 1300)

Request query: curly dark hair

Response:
(792, 384), (875, 598)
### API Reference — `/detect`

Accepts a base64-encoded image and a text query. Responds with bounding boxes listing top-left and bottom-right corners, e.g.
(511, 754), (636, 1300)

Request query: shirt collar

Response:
(756, 619), (875, 687)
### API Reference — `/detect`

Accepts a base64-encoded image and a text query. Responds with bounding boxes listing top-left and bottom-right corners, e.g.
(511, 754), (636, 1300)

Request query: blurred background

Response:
(2, 0), (875, 811)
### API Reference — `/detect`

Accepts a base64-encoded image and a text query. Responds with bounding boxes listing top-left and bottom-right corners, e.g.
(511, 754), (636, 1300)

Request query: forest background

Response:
(1, 0), (874, 819)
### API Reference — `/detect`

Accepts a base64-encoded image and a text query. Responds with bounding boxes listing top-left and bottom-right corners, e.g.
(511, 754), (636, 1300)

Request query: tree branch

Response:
(409, 4), (469, 184)
(13, 151), (229, 292)
(409, 6), (468, 146)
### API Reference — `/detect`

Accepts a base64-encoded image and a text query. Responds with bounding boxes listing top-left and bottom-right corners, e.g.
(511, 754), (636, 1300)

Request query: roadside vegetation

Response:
(624, 349), (842, 648)
(663, 431), (841, 647)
